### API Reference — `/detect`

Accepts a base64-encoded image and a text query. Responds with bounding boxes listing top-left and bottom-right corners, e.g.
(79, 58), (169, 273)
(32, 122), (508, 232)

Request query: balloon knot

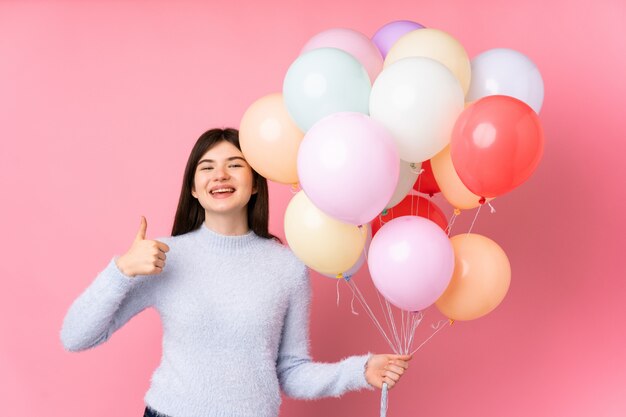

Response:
(381, 209), (389, 216)
(453, 208), (461, 216)
(449, 319), (455, 325)
(479, 197), (486, 205)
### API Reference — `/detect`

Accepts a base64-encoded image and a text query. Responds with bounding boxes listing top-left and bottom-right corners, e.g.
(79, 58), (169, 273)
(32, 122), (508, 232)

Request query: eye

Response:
(200, 166), (213, 171)
(229, 164), (243, 168)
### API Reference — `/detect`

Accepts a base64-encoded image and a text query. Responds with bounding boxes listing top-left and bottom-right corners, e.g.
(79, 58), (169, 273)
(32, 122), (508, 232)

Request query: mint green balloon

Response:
(283, 48), (371, 132)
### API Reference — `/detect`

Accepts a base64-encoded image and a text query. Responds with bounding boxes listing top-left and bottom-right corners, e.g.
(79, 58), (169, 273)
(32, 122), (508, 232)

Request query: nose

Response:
(213, 165), (230, 181)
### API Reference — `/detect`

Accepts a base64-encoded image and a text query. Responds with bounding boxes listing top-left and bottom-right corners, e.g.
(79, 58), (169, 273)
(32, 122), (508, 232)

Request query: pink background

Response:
(1, 1), (625, 416)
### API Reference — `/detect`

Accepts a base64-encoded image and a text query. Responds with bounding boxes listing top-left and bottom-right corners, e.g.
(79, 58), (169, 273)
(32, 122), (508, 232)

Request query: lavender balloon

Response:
(368, 216), (454, 312)
(372, 20), (425, 58)
(297, 112), (400, 225)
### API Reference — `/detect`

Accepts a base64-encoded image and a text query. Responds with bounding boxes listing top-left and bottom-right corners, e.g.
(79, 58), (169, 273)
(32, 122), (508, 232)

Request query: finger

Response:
(154, 259), (165, 268)
(385, 364), (405, 375)
(390, 360), (409, 370)
(391, 354), (413, 361)
(384, 370), (400, 382)
(156, 252), (167, 261)
(156, 241), (170, 253)
(135, 216), (147, 241)
(383, 377), (396, 389)
(151, 266), (163, 274)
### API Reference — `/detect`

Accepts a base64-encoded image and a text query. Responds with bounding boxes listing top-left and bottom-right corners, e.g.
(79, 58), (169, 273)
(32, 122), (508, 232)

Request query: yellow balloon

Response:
(436, 234), (511, 321)
(284, 191), (366, 275)
(239, 93), (304, 184)
(384, 29), (471, 95)
(431, 145), (483, 210)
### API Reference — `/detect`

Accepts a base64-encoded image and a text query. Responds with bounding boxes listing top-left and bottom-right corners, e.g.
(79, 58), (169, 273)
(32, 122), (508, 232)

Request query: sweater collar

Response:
(194, 222), (260, 251)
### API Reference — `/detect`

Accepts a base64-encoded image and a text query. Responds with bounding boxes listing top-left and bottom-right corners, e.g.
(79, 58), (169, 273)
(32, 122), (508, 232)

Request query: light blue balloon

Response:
(283, 47), (371, 132)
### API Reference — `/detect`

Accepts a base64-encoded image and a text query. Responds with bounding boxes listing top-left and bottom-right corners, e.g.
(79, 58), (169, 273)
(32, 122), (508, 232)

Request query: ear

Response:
(191, 184), (198, 199)
(252, 181), (258, 195)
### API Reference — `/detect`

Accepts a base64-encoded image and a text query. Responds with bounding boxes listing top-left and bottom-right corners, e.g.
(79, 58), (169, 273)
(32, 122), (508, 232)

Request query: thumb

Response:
(135, 216), (147, 241)
(392, 354), (413, 361)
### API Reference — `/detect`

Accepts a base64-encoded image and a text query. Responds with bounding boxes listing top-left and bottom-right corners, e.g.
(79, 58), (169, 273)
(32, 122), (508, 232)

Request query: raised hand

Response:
(115, 216), (170, 278)
(365, 353), (413, 390)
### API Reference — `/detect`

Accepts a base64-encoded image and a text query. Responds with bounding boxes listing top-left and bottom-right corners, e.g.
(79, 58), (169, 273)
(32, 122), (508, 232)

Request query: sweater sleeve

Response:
(60, 257), (156, 352)
(276, 263), (374, 399)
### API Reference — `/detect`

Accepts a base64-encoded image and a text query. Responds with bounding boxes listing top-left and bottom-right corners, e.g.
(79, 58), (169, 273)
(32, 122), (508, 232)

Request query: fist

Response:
(365, 353), (412, 390)
(115, 216), (170, 277)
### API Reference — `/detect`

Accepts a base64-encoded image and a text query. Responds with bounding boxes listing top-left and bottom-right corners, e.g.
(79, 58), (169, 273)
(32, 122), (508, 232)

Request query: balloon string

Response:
(353, 280), (397, 352)
(487, 201), (496, 214)
(345, 279), (396, 352)
(406, 311), (424, 353)
(409, 320), (450, 355)
(375, 283), (396, 352)
(336, 278), (341, 307)
(401, 308), (406, 354)
(446, 210), (459, 237)
(350, 290), (359, 316)
(289, 183), (300, 194)
(464, 204), (482, 241)
(385, 298), (402, 354)
(411, 169), (424, 214)
(361, 244), (393, 334)
(360, 240), (396, 342)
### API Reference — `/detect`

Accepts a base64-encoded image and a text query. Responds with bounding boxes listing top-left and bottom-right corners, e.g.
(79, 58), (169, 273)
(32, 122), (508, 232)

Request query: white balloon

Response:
(370, 57), (465, 163)
(385, 160), (421, 209)
(467, 48), (544, 113)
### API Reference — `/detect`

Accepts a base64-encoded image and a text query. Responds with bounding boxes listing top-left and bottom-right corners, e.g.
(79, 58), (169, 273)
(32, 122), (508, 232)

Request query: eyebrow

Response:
(197, 156), (247, 165)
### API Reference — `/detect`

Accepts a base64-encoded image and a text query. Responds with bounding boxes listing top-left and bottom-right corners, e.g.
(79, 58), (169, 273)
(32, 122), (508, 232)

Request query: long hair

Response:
(171, 128), (280, 242)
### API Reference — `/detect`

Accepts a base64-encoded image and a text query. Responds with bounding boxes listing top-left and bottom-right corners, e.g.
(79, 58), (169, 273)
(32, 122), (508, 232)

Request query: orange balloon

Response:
(239, 93), (304, 184)
(431, 145), (484, 210)
(436, 234), (510, 321)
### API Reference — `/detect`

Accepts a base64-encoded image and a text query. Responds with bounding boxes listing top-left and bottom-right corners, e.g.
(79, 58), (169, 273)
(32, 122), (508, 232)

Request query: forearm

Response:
(278, 353), (373, 399)
(60, 258), (135, 351)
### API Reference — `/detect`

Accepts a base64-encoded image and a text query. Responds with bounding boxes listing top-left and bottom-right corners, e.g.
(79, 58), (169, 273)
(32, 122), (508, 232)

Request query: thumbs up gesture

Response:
(115, 216), (170, 278)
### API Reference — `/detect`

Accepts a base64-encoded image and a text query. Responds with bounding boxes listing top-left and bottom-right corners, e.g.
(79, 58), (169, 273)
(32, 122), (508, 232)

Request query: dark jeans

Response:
(143, 406), (171, 417)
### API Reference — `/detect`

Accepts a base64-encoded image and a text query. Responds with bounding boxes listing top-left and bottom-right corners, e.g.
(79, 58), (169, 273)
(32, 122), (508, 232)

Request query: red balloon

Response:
(412, 159), (440, 196)
(450, 95), (544, 198)
(371, 193), (448, 235)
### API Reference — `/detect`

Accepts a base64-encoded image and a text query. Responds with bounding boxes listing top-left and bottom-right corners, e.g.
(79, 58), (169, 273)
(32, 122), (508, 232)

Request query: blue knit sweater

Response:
(61, 223), (373, 417)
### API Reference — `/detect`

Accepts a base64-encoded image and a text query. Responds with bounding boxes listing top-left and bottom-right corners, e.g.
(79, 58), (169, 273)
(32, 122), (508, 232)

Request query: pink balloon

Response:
(300, 28), (383, 83)
(297, 112), (400, 225)
(368, 216), (454, 312)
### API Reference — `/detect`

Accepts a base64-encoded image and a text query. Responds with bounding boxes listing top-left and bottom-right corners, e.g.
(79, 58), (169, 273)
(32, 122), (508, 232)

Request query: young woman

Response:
(61, 128), (412, 417)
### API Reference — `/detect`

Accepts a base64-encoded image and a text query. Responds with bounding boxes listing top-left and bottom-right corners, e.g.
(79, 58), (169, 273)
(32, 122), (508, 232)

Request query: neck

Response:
(203, 210), (249, 236)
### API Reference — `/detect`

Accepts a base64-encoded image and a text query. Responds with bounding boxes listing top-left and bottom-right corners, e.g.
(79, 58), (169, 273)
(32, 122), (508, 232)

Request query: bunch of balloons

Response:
(239, 19), (545, 323)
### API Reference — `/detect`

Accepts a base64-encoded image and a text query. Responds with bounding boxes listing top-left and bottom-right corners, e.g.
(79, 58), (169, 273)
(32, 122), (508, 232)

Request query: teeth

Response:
(211, 188), (235, 194)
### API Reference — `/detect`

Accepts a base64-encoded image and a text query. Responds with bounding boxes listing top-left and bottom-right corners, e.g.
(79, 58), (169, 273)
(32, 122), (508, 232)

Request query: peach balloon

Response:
(239, 93), (304, 184)
(384, 28), (471, 95)
(436, 234), (511, 321)
(431, 145), (483, 210)
(284, 191), (366, 276)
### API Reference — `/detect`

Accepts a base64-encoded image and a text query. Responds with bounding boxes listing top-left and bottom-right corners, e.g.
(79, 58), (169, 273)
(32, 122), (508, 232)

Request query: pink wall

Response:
(1, 1), (624, 416)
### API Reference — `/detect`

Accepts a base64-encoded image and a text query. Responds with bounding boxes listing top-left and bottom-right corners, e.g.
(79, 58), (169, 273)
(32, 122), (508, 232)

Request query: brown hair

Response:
(171, 128), (280, 242)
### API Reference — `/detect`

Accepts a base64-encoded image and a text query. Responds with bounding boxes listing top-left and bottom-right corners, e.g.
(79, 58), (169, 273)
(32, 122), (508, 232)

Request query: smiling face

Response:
(191, 140), (257, 221)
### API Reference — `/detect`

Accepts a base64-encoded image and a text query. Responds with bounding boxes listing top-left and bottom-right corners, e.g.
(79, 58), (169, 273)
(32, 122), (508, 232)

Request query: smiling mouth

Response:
(210, 188), (235, 195)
